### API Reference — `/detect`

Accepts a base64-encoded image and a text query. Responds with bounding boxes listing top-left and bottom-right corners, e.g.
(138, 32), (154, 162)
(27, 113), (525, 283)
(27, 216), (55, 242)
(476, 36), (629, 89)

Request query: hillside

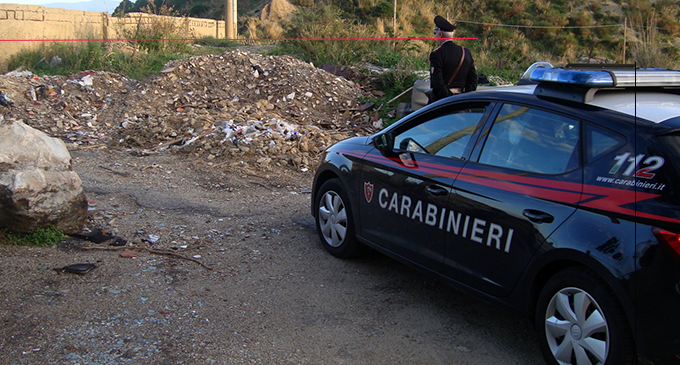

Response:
(117, 0), (680, 75)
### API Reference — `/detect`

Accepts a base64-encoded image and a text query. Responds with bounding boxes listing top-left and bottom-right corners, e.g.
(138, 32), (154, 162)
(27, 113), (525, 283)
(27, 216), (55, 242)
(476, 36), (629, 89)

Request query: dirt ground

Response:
(0, 146), (546, 365)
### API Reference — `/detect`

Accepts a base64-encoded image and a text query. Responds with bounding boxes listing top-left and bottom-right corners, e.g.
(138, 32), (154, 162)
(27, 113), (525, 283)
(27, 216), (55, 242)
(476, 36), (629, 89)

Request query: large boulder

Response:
(260, 0), (295, 21)
(0, 119), (87, 234)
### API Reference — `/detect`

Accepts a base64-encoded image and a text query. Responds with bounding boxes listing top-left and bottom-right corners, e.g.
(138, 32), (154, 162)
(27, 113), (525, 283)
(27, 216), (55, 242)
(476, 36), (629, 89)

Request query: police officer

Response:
(429, 15), (477, 103)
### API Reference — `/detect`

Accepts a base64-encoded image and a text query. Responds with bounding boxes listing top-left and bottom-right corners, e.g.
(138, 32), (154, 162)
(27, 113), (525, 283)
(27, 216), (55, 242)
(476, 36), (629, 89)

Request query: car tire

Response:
(315, 178), (362, 258)
(535, 267), (635, 365)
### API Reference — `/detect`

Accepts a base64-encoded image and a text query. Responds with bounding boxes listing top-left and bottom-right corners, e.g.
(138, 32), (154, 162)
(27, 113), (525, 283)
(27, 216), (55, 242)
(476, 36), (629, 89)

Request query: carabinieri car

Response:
(311, 63), (680, 365)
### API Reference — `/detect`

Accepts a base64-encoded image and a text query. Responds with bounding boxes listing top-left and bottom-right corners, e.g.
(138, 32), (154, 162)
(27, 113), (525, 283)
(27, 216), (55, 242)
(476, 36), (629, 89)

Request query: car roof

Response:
(587, 91), (680, 123)
(475, 83), (680, 124)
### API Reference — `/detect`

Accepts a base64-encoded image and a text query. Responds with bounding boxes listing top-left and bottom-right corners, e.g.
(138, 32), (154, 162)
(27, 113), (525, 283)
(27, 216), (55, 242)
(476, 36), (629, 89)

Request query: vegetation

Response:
(8, 5), (216, 79)
(7, 0), (679, 117)
(105, 0), (680, 75)
(7, 41), (184, 80)
(272, 5), (428, 68)
(0, 226), (66, 247)
(121, 5), (193, 54)
(14, 0), (679, 78)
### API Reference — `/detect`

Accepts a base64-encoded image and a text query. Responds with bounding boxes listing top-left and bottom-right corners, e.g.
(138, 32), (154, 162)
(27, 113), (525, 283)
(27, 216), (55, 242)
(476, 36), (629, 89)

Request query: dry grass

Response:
(264, 20), (285, 39)
(376, 18), (386, 34)
(274, 0), (678, 77)
(630, 14), (673, 68)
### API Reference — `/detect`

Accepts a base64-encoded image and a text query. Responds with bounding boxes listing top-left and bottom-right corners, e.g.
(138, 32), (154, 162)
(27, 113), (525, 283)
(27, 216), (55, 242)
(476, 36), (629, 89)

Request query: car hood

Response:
(330, 135), (373, 149)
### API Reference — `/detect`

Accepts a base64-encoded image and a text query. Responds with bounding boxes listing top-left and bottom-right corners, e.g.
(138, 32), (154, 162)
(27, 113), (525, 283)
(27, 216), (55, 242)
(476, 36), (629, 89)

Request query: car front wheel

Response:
(315, 178), (361, 258)
(535, 267), (635, 365)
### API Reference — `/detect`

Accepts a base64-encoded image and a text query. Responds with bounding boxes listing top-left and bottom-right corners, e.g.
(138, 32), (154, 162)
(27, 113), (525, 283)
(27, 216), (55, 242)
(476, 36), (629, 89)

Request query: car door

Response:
(447, 102), (582, 297)
(359, 103), (491, 272)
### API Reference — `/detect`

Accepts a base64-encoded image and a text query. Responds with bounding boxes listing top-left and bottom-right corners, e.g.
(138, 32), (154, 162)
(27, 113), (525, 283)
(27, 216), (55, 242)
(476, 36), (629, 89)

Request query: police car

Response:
(311, 63), (680, 365)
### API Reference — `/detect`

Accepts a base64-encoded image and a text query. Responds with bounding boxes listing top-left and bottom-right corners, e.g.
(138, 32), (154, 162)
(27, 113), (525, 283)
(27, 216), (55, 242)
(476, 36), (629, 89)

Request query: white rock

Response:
(0, 120), (87, 234)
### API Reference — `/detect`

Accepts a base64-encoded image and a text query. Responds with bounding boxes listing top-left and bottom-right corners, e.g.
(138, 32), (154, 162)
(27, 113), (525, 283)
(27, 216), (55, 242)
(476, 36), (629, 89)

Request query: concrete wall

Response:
(0, 3), (227, 71)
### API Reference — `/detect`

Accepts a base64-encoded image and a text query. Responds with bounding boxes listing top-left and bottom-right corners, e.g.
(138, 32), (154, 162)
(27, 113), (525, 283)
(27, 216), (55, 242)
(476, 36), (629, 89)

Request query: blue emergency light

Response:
(530, 68), (615, 86)
(529, 66), (680, 88)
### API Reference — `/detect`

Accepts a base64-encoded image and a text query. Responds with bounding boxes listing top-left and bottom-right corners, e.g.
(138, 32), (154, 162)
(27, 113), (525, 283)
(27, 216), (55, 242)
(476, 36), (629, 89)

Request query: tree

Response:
(113, 0), (134, 16)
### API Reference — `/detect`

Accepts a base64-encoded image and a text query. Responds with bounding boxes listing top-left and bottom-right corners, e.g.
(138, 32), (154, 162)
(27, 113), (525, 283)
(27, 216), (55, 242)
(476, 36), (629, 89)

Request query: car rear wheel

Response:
(535, 267), (635, 365)
(315, 178), (362, 258)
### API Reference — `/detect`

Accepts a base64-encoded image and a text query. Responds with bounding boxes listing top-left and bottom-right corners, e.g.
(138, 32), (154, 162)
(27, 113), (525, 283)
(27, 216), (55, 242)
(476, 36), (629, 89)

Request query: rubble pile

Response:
(0, 50), (377, 173)
(0, 70), (138, 146)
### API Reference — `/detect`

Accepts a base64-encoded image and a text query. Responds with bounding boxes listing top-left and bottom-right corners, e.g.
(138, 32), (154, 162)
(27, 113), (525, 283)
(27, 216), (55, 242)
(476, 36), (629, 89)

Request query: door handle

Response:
(522, 209), (554, 224)
(427, 185), (448, 197)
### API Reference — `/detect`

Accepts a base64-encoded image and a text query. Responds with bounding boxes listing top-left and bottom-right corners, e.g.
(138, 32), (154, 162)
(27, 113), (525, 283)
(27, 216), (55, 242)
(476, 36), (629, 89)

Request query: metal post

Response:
(393, 0), (396, 32)
(622, 17), (627, 64)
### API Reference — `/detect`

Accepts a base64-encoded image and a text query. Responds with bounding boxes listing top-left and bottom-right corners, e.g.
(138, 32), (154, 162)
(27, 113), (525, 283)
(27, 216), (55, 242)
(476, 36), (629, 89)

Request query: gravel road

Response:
(0, 147), (545, 365)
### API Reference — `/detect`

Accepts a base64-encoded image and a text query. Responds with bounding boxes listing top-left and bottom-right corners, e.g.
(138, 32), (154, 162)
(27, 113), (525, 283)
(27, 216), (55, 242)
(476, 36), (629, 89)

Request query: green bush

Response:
(8, 41), (107, 76)
(372, 58), (422, 94)
(372, 1), (393, 18)
(2, 226), (65, 247)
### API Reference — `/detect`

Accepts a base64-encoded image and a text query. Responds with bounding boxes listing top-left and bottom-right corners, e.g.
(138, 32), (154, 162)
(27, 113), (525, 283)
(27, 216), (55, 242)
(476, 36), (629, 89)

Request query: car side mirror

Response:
(373, 133), (394, 151)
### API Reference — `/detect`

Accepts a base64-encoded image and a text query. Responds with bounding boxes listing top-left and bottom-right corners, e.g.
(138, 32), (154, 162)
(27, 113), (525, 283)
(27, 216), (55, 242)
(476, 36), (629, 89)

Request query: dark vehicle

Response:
(311, 63), (680, 365)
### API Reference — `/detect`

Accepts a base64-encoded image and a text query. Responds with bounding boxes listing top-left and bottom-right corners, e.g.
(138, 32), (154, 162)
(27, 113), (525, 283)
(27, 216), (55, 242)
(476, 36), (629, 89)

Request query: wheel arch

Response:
(311, 168), (349, 216)
(531, 261), (638, 365)
(523, 249), (636, 333)
(311, 169), (339, 212)
(311, 165), (362, 233)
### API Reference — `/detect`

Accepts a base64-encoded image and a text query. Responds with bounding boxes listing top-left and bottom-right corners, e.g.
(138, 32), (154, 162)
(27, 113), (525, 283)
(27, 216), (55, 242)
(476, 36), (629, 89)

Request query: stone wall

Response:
(0, 4), (227, 71)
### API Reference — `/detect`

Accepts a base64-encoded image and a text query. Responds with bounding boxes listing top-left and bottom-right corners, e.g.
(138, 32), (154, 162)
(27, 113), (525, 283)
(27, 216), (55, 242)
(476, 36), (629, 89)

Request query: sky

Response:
(5, 0), (114, 4)
(2, 0), (122, 13)
(7, 0), (76, 3)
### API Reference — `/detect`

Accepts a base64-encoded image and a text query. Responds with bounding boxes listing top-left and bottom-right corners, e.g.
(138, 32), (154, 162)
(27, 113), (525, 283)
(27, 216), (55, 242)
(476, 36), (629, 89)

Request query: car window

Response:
(478, 103), (580, 174)
(586, 124), (625, 162)
(393, 107), (487, 159)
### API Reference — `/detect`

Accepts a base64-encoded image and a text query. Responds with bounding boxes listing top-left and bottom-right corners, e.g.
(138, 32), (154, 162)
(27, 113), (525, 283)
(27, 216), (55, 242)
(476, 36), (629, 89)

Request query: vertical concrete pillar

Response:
(103, 13), (109, 40)
(225, 0), (236, 39)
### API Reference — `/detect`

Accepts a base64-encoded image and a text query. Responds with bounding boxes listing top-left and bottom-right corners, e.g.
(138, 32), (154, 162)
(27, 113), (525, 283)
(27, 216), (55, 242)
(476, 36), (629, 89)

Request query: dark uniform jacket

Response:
(429, 40), (477, 102)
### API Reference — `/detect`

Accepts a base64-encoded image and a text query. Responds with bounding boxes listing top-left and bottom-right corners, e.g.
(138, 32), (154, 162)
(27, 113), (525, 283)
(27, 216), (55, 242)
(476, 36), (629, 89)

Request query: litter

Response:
(55, 263), (97, 275)
(72, 228), (115, 244)
(0, 91), (13, 107)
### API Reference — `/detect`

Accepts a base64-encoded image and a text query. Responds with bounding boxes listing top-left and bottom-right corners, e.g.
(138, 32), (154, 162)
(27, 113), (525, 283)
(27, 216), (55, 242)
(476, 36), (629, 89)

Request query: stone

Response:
(120, 249), (140, 258)
(0, 120), (88, 234)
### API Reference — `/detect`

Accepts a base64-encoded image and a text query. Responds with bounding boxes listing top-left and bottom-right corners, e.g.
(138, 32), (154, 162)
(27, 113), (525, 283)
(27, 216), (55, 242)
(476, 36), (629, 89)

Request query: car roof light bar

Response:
(529, 67), (680, 88)
(518, 62), (554, 84)
(613, 70), (680, 87)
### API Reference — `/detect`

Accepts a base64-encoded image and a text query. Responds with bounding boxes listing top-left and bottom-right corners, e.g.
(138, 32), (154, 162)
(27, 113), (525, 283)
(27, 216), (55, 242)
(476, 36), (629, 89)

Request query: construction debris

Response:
(0, 50), (378, 174)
